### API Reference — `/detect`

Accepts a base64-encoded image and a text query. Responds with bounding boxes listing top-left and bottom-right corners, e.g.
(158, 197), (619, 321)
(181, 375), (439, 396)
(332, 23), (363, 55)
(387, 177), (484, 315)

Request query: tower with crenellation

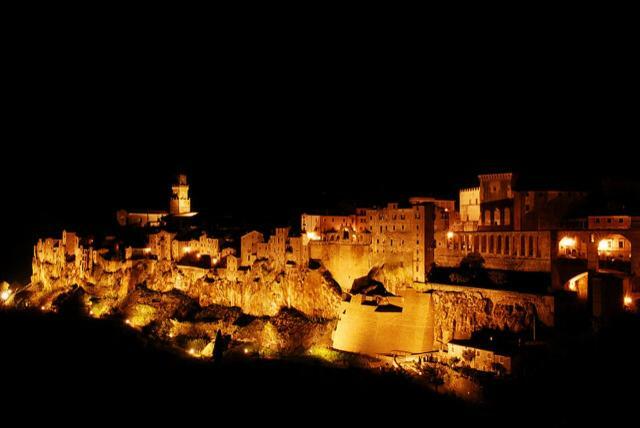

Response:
(169, 174), (191, 215)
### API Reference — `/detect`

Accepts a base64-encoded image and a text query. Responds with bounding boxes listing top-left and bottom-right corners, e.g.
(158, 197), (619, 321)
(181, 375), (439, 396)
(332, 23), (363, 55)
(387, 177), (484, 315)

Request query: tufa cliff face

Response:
(416, 283), (555, 348)
(30, 249), (343, 320)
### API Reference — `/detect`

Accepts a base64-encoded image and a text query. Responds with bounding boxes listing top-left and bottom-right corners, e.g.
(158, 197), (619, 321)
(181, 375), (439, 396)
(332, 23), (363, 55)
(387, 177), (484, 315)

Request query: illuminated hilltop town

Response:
(8, 173), (639, 384)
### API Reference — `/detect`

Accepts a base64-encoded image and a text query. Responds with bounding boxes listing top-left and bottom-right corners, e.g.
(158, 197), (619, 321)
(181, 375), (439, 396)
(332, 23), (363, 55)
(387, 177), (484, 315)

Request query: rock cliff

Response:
(30, 252), (342, 320)
(416, 283), (554, 347)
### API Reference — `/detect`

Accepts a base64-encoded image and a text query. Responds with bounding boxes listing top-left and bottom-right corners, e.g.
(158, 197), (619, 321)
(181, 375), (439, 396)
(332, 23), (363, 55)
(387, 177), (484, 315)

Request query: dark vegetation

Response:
(1, 309), (478, 424)
(2, 307), (638, 426)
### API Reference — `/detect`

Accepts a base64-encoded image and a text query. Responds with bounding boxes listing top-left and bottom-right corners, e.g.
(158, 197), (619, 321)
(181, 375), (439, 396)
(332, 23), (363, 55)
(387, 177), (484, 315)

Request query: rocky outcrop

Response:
(417, 283), (554, 348)
(30, 252), (343, 320)
(368, 263), (412, 295)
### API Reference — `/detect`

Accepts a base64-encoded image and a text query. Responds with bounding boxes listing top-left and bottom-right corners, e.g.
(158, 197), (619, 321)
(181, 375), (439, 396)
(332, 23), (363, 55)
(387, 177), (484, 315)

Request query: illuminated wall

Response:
(332, 290), (434, 355)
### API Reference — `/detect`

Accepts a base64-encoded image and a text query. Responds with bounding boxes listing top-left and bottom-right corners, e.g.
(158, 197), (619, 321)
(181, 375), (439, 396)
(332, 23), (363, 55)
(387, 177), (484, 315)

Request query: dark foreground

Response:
(1, 310), (638, 426)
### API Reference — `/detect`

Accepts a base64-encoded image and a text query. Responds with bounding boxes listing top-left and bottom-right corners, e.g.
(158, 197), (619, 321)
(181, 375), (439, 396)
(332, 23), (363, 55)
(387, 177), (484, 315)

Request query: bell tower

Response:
(170, 174), (191, 215)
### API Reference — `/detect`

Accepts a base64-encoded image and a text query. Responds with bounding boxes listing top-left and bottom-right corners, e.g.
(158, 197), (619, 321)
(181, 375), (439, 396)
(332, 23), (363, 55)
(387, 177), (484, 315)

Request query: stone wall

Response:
(332, 289), (433, 355)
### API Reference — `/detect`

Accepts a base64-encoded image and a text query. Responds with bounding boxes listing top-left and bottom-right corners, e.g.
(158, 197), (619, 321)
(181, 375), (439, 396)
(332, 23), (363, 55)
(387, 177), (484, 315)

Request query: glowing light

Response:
(196, 253), (201, 259)
(0, 290), (10, 301)
(447, 231), (455, 240)
(244, 348), (249, 354)
(598, 239), (611, 252)
(559, 237), (576, 248)
(40, 306), (45, 311)
(125, 319), (131, 325)
(143, 248), (151, 253)
(213, 258), (219, 265)
(183, 246), (191, 253)
(569, 282), (577, 291)
(188, 348), (196, 355)
(306, 231), (321, 241)
(624, 296), (633, 306)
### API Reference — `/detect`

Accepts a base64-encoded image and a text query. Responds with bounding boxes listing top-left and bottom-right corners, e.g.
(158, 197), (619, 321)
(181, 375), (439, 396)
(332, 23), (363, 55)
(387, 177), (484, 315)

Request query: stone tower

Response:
(169, 174), (191, 215)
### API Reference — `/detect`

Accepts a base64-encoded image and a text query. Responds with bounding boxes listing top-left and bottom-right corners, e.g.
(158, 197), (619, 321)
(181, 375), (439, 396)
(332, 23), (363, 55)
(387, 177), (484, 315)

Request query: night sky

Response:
(1, 20), (636, 283)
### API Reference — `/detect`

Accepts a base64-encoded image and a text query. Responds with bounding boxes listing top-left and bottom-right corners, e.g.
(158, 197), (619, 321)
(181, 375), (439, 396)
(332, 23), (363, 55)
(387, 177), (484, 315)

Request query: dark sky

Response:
(1, 16), (637, 282)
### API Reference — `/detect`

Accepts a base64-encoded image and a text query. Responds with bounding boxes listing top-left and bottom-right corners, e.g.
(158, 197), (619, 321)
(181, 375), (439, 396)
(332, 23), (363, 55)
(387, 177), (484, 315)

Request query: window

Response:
(619, 240), (624, 249)
(529, 236), (534, 257)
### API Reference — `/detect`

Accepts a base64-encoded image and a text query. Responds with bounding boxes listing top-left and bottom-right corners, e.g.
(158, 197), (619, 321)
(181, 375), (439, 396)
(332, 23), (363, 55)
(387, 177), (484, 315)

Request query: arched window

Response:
(494, 208), (501, 226)
(504, 207), (511, 226)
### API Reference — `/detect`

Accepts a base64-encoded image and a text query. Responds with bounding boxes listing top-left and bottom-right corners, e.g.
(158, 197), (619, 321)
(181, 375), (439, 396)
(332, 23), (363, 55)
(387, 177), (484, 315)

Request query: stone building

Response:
(148, 230), (175, 261)
(169, 174), (191, 215)
(117, 174), (197, 227)
(447, 340), (515, 375)
(170, 233), (220, 266)
(240, 231), (264, 267)
(240, 227), (307, 269)
(302, 199), (443, 287)
(432, 172), (640, 309)
(459, 187), (480, 225)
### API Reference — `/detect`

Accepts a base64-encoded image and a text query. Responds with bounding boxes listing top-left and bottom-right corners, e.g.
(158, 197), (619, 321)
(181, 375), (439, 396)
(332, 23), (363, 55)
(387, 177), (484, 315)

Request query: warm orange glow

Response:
(0, 290), (10, 301)
(559, 237), (576, 248)
(244, 348), (249, 354)
(569, 282), (577, 291)
(624, 296), (633, 306)
(196, 253), (201, 259)
(598, 239), (611, 252)
(125, 319), (131, 325)
(213, 257), (219, 265)
(183, 246), (191, 253)
(306, 231), (321, 241)
(143, 248), (151, 253)
(447, 231), (455, 240)
(188, 348), (196, 355)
